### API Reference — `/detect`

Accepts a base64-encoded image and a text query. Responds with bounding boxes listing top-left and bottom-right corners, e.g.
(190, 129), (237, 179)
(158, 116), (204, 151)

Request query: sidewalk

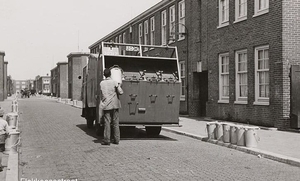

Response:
(52, 96), (300, 167)
(162, 117), (300, 167)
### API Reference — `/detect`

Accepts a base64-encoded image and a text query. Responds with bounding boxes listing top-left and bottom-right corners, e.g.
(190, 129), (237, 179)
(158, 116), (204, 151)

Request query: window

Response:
(115, 36), (118, 43)
(254, 0), (269, 16)
(119, 34), (122, 43)
(144, 20), (149, 45)
(161, 10), (167, 45)
(123, 32), (126, 43)
(219, 53), (229, 103)
(139, 23), (143, 44)
(178, 0), (186, 40)
(150, 17), (155, 45)
(179, 61), (186, 100)
(169, 5), (176, 42)
(219, 0), (229, 27)
(235, 0), (247, 22)
(255, 45), (269, 105)
(235, 50), (247, 103)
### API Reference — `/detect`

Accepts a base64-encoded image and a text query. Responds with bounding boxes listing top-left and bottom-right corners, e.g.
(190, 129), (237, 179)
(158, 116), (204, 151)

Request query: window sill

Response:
(217, 22), (229, 29)
(253, 101), (269, 106)
(218, 100), (229, 104)
(233, 17), (247, 24)
(234, 101), (247, 105)
(253, 9), (269, 18)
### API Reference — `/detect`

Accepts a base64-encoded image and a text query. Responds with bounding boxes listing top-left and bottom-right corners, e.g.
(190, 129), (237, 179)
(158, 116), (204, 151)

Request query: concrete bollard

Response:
(4, 131), (20, 155)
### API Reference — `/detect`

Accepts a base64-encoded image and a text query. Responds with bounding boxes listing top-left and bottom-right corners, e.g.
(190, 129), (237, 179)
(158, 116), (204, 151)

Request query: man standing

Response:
(0, 108), (10, 172)
(100, 68), (123, 145)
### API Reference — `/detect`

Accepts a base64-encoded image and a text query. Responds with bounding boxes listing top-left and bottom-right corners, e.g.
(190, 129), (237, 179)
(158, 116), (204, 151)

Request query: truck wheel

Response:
(145, 126), (161, 137)
(86, 118), (94, 129)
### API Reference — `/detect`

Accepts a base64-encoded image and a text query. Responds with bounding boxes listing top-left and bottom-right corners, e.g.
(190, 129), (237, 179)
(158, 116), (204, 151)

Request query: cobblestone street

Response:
(18, 97), (300, 181)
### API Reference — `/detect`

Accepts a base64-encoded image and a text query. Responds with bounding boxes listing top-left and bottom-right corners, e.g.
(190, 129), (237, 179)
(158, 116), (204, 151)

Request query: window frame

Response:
(234, 0), (247, 23)
(144, 20), (149, 45)
(254, 45), (269, 105)
(235, 49), (248, 104)
(178, 0), (186, 40)
(169, 5), (176, 43)
(218, 0), (229, 28)
(150, 16), (155, 45)
(218, 53), (230, 103)
(161, 10), (167, 45)
(139, 23), (143, 44)
(254, 0), (269, 17)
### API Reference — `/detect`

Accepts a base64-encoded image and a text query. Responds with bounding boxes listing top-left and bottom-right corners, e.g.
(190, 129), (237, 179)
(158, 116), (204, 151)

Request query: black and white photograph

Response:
(0, 0), (300, 180)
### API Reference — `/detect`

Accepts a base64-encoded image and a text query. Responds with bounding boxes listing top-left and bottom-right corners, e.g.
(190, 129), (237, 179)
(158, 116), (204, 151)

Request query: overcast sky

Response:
(0, 0), (161, 80)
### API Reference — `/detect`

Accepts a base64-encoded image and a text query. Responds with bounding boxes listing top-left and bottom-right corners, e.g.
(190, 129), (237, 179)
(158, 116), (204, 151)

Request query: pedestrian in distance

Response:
(0, 108), (10, 172)
(100, 68), (123, 145)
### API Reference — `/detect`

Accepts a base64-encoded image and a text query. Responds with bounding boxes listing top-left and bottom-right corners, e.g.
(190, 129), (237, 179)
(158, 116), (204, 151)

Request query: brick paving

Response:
(17, 97), (300, 181)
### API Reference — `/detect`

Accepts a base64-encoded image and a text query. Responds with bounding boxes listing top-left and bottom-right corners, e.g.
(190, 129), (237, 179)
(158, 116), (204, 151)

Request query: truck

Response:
(81, 42), (181, 136)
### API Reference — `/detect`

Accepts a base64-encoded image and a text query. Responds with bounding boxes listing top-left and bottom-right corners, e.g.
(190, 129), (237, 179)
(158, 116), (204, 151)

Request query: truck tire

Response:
(86, 118), (94, 129)
(145, 126), (161, 137)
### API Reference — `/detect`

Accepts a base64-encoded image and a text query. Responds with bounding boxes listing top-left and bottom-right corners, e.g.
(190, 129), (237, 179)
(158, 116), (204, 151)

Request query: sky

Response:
(0, 0), (161, 80)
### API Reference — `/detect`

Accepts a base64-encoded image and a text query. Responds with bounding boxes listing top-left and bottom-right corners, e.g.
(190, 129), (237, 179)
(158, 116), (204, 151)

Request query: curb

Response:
(162, 127), (300, 168)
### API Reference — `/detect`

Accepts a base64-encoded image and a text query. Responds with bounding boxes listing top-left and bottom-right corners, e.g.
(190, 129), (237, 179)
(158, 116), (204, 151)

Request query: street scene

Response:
(0, 0), (300, 180)
(6, 97), (300, 180)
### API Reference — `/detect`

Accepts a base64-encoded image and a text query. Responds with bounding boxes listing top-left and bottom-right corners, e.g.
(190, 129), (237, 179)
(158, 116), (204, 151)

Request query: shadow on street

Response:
(76, 124), (177, 143)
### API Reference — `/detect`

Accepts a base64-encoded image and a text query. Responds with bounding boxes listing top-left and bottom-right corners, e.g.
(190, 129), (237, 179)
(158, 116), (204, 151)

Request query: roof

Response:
(88, 0), (174, 49)
(67, 52), (90, 58)
(57, 61), (68, 65)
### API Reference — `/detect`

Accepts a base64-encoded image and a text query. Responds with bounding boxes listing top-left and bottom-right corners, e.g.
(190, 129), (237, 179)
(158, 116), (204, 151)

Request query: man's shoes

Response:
(0, 166), (3, 172)
(112, 141), (119, 145)
(100, 141), (110, 146)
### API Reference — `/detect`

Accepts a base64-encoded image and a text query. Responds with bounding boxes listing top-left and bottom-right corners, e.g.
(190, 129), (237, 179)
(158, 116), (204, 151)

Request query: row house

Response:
(0, 51), (8, 101)
(36, 75), (51, 95)
(50, 62), (68, 98)
(14, 80), (29, 94)
(88, 0), (300, 129)
(67, 53), (89, 101)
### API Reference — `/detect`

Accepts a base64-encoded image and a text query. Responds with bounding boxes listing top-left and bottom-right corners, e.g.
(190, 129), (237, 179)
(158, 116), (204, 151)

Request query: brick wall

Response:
(281, 0), (300, 128)
(202, 0), (284, 127)
(58, 63), (68, 99)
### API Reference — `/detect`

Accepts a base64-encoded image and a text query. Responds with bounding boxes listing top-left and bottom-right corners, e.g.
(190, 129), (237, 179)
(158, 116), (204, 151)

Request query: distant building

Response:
(67, 53), (89, 100)
(51, 62), (68, 98)
(36, 75), (51, 95)
(0, 51), (7, 101)
(14, 80), (29, 94)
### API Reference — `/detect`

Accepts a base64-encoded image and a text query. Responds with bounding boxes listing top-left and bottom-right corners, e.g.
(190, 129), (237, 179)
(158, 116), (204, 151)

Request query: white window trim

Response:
(139, 23), (143, 44)
(123, 32), (126, 43)
(254, 45), (269, 106)
(178, 0), (186, 41)
(234, 0), (247, 24)
(218, 53), (230, 103)
(180, 61), (186, 101)
(253, 0), (269, 17)
(218, 0), (229, 29)
(169, 5), (176, 43)
(235, 49), (248, 104)
(161, 10), (167, 45)
(150, 16), (155, 45)
(144, 20), (149, 45)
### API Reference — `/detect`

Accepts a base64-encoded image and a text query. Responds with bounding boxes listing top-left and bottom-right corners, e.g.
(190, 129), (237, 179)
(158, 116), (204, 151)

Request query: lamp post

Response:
(169, 22), (189, 115)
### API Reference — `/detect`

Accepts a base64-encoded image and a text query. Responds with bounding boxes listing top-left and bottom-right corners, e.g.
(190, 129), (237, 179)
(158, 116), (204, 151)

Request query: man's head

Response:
(104, 68), (111, 78)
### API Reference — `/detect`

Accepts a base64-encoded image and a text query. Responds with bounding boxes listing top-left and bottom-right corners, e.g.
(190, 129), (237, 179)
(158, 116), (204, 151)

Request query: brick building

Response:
(14, 80), (29, 94)
(67, 53), (88, 100)
(88, 0), (300, 129)
(36, 75), (51, 95)
(51, 62), (68, 98)
(89, 0), (204, 115)
(0, 51), (6, 101)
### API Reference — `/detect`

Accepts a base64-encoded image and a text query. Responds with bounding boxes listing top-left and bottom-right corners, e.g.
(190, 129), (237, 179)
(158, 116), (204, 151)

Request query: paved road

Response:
(18, 97), (300, 181)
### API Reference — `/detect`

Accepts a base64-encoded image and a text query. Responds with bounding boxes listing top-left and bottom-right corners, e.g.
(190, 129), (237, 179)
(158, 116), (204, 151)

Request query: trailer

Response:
(81, 42), (181, 136)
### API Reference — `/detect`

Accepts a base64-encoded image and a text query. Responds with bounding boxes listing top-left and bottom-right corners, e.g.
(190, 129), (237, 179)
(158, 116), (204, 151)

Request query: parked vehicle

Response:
(80, 42), (181, 136)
